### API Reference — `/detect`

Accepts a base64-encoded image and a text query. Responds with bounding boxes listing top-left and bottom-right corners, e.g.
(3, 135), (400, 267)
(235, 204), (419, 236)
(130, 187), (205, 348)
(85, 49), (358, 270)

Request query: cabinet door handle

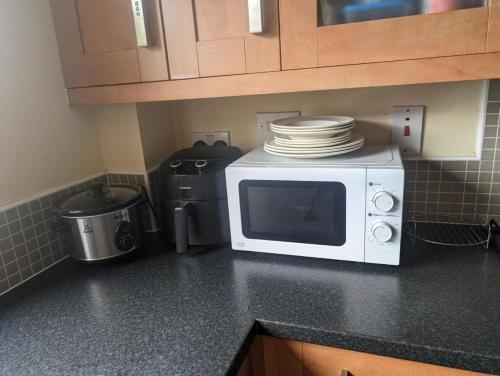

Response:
(247, 0), (263, 34)
(130, 0), (149, 47)
(341, 370), (352, 376)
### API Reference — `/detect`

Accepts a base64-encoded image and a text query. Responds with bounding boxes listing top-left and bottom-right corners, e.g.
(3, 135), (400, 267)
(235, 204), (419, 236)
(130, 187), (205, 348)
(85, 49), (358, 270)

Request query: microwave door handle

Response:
(174, 205), (190, 254)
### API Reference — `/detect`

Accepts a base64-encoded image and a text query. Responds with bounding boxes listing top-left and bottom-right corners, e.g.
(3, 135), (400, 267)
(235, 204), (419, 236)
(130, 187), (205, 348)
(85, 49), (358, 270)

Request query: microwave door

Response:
(239, 180), (346, 246)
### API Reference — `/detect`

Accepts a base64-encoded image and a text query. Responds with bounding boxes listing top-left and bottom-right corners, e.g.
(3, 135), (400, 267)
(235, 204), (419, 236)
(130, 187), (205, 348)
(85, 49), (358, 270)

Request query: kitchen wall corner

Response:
(404, 79), (500, 223)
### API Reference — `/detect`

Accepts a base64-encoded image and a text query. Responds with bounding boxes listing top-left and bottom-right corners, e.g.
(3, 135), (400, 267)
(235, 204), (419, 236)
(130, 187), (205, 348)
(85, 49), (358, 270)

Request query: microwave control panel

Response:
(365, 168), (405, 265)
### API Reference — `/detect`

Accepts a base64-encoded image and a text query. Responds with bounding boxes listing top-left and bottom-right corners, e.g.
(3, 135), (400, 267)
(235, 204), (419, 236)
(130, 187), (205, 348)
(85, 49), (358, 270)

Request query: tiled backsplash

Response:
(404, 79), (500, 223)
(0, 175), (106, 295)
(0, 172), (160, 296)
(0, 80), (498, 296)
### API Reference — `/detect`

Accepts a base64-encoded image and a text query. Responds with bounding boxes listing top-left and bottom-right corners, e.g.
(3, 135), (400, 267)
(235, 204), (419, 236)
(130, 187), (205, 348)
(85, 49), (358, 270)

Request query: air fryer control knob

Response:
(170, 160), (182, 168)
(372, 191), (395, 212)
(371, 222), (393, 242)
(115, 221), (136, 252)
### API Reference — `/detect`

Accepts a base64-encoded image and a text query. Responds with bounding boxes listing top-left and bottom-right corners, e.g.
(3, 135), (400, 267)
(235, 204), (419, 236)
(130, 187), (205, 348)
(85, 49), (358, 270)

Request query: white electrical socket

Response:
(256, 111), (300, 145)
(392, 106), (424, 157)
(191, 131), (230, 146)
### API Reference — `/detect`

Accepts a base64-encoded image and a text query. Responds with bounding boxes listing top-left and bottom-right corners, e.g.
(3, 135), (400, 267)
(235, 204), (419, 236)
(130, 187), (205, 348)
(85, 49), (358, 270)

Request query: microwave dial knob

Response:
(372, 191), (395, 212)
(371, 222), (393, 242)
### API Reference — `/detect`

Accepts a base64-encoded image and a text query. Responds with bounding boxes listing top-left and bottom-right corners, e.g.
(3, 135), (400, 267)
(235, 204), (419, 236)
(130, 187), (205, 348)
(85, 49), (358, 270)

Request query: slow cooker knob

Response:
(115, 222), (136, 252)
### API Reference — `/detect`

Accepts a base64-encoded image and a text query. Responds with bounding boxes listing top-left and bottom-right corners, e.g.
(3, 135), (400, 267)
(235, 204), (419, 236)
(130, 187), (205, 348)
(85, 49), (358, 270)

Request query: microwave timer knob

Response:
(372, 191), (395, 212)
(371, 222), (393, 242)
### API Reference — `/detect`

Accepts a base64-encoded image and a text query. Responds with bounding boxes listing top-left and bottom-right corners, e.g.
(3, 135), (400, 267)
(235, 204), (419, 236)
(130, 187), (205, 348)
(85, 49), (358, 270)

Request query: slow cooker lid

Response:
(55, 183), (142, 217)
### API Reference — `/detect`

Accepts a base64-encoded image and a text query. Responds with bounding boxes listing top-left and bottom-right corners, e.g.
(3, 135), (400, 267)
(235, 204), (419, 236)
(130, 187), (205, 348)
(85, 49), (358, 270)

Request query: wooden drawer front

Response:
(488, 0), (500, 52)
(302, 342), (491, 376)
(163, 0), (280, 79)
(317, 7), (488, 67)
(50, 0), (168, 88)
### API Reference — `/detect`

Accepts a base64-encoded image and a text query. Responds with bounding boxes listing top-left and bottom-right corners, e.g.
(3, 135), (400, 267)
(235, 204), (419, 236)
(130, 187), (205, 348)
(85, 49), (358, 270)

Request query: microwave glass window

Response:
(239, 180), (346, 246)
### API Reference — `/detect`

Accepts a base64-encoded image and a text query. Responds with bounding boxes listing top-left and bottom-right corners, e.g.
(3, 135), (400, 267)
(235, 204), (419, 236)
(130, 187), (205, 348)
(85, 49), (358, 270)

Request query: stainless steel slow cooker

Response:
(53, 183), (146, 262)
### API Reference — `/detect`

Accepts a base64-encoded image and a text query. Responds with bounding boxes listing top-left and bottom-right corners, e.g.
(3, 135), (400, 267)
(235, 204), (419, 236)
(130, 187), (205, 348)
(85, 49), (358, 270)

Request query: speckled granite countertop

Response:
(0, 235), (499, 375)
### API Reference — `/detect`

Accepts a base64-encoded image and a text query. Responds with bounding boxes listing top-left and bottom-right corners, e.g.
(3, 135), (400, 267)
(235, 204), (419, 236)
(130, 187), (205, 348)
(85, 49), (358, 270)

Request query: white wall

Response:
(0, 0), (104, 207)
(169, 81), (485, 157)
(95, 104), (145, 172)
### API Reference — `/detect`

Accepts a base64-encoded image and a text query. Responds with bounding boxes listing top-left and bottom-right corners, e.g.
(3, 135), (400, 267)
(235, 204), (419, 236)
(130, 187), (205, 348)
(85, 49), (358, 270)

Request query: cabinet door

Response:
(50, 0), (169, 88)
(280, 0), (489, 70)
(488, 0), (500, 51)
(162, 0), (280, 79)
(302, 342), (489, 376)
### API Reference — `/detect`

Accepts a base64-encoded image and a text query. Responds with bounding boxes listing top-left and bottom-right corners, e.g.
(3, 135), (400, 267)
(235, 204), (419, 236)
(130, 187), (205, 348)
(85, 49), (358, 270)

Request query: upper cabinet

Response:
(488, 0), (500, 51)
(161, 0), (280, 79)
(280, 0), (489, 70)
(50, 0), (169, 88)
(50, 0), (500, 105)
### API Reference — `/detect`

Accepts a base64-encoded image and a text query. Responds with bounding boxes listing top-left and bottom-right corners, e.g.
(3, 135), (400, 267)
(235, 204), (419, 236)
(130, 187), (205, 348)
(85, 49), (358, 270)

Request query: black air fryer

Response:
(159, 144), (242, 253)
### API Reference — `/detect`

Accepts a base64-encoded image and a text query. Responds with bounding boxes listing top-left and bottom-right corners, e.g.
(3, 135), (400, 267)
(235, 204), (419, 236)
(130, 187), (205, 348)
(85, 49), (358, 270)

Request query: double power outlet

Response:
(190, 112), (300, 146)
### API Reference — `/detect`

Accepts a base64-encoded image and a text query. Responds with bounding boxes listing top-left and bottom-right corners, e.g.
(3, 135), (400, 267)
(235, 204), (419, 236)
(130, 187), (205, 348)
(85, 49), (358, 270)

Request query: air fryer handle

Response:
(174, 205), (190, 254)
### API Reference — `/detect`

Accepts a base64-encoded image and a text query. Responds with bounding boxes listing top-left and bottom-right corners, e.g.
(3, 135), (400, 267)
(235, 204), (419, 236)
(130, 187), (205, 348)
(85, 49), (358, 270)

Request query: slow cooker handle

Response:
(174, 204), (192, 254)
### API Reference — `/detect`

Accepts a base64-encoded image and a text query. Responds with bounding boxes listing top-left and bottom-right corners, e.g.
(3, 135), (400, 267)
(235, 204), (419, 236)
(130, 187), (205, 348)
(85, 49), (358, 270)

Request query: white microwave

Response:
(225, 145), (405, 265)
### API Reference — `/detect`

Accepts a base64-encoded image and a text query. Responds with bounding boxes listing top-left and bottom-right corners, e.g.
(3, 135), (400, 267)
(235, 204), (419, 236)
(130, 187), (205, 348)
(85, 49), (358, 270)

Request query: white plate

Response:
(264, 134), (364, 154)
(263, 142), (364, 158)
(271, 122), (354, 132)
(271, 116), (354, 130)
(274, 131), (351, 141)
(271, 123), (354, 132)
(274, 133), (351, 147)
(271, 124), (355, 139)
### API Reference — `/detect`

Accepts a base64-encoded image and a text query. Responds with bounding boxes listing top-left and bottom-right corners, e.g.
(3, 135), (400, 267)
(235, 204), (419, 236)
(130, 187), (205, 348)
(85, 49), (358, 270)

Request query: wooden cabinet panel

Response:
(279, 1), (489, 71)
(302, 342), (490, 376)
(279, 0), (318, 70)
(261, 336), (303, 376)
(163, 0), (280, 79)
(76, 0), (136, 54)
(161, 0), (199, 79)
(244, 0), (281, 73)
(318, 8), (488, 67)
(137, 0), (170, 82)
(194, 0), (246, 41)
(50, 0), (168, 88)
(487, 0), (500, 52)
(197, 38), (247, 77)
(239, 336), (490, 376)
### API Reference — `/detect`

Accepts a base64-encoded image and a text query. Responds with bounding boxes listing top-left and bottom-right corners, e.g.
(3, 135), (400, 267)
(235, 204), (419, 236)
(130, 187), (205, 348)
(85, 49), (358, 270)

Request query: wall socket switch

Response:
(392, 106), (424, 156)
(256, 111), (300, 145)
(191, 131), (230, 146)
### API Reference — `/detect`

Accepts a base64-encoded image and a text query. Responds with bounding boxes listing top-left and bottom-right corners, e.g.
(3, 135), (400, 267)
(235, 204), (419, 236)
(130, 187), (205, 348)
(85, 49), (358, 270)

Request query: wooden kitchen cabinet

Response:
(50, 0), (169, 88)
(488, 0), (500, 52)
(238, 336), (491, 376)
(161, 0), (280, 79)
(279, 0), (489, 70)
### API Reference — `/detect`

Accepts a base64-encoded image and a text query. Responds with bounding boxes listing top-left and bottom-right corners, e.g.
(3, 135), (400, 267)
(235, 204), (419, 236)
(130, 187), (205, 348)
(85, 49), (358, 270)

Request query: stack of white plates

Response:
(264, 116), (364, 158)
